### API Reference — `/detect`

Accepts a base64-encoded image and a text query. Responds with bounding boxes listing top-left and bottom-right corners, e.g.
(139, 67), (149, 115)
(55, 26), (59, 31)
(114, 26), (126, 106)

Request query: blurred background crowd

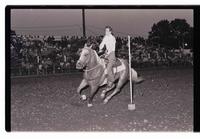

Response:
(10, 19), (193, 76)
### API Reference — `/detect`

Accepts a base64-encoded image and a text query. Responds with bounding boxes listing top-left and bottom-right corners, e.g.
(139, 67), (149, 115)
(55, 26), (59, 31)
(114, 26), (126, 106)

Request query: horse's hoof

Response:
(100, 93), (106, 99)
(80, 95), (87, 101)
(87, 103), (93, 107)
(102, 90), (106, 93)
(103, 99), (109, 104)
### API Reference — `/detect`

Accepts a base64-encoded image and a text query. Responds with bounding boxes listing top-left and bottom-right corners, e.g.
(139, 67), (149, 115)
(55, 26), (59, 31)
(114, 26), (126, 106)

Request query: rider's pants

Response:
(106, 51), (116, 84)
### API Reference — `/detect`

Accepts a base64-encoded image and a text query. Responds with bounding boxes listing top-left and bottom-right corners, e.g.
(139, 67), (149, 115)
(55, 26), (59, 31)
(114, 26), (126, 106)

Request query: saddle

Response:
(100, 54), (122, 67)
(104, 57), (122, 67)
(114, 58), (122, 67)
(98, 53), (125, 75)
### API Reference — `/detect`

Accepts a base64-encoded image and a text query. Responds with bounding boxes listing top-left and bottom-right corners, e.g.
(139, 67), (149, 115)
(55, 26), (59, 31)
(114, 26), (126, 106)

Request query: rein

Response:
(83, 63), (101, 72)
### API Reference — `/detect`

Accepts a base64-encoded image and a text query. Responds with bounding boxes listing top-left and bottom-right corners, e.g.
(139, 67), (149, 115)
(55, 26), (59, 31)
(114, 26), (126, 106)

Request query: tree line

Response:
(11, 18), (193, 50)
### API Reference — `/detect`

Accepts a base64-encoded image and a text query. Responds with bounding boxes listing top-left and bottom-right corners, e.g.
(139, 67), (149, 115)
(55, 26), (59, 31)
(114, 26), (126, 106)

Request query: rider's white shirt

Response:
(99, 34), (116, 55)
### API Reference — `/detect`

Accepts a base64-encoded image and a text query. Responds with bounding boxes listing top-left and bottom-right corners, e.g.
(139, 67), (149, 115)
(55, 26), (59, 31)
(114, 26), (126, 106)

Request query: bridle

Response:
(81, 47), (101, 72)
(81, 47), (103, 81)
(83, 63), (101, 72)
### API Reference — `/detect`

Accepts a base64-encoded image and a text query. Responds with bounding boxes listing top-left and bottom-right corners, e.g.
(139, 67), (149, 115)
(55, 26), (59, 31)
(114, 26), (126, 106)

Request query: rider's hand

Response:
(99, 49), (103, 53)
(98, 49), (103, 55)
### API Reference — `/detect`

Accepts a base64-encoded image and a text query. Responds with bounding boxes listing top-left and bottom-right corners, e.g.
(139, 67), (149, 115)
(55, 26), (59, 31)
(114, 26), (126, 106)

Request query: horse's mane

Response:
(93, 49), (101, 63)
(83, 46), (102, 65)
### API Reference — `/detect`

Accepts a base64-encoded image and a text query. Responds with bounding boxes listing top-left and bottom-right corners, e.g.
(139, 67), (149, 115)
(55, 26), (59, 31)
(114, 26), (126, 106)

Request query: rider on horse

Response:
(99, 26), (116, 89)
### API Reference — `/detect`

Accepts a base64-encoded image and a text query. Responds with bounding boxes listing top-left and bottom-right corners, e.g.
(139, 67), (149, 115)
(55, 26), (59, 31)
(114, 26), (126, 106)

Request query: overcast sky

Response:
(11, 9), (193, 38)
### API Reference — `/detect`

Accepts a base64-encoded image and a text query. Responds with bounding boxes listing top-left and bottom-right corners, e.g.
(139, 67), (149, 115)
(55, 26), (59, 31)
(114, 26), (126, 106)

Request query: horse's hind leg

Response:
(100, 84), (115, 99)
(103, 72), (127, 104)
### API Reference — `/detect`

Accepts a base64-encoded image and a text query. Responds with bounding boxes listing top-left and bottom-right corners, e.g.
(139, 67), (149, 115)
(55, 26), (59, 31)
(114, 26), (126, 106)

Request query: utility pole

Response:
(82, 9), (86, 38)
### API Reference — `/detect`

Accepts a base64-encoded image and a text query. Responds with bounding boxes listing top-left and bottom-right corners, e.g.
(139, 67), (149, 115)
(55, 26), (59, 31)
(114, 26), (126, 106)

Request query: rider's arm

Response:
(99, 36), (106, 50)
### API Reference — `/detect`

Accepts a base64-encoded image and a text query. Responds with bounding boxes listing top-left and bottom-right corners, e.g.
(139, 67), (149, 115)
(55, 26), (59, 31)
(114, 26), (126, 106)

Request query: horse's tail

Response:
(131, 68), (145, 84)
(120, 59), (144, 84)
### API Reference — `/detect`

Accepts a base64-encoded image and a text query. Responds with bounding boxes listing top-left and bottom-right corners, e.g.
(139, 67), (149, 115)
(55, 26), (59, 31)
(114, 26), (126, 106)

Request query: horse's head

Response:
(76, 45), (93, 69)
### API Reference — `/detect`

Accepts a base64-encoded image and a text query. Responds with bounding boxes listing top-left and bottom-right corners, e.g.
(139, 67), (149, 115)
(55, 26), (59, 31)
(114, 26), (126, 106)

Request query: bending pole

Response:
(128, 35), (135, 111)
(82, 9), (86, 38)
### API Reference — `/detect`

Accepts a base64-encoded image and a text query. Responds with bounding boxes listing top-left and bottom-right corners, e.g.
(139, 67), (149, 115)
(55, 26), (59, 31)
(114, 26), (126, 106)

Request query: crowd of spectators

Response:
(10, 33), (193, 76)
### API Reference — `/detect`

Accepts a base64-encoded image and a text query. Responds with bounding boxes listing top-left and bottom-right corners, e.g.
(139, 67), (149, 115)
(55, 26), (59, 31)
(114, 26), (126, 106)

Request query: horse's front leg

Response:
(87, 85), (98, 107)
(77, 79), (88, 101)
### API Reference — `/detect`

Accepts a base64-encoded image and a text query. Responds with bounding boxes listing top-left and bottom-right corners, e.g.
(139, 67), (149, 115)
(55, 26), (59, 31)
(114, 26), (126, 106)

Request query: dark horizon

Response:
(11, 9), (193, 38)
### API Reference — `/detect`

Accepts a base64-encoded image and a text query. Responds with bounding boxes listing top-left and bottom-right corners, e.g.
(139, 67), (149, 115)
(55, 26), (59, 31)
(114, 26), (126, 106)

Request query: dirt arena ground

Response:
(10, 67), (193, 131)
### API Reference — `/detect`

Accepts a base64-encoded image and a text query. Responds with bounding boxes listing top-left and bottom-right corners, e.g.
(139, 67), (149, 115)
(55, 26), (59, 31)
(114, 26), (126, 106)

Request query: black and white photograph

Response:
(7, 6), (195, 131)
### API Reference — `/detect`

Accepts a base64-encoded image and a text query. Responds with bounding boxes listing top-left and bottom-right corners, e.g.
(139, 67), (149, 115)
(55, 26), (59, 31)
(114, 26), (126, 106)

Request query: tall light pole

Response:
(82, 9), (86, 38)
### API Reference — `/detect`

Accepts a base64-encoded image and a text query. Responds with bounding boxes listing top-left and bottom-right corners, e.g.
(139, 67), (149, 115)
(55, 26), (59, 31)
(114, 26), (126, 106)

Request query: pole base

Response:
(128, 103), (136, 111)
